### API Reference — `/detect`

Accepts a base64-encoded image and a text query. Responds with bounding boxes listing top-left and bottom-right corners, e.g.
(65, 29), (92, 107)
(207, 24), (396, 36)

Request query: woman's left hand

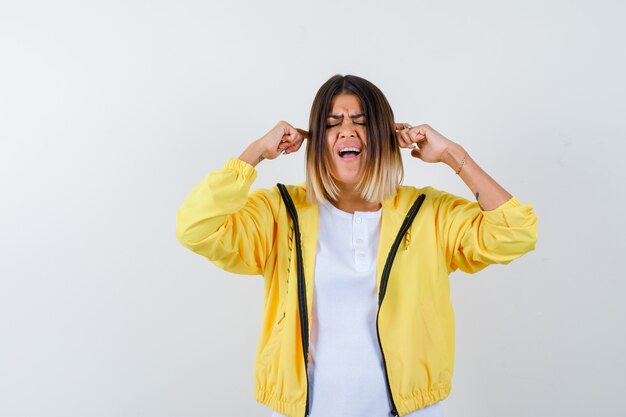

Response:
(394, 123), (458, 164)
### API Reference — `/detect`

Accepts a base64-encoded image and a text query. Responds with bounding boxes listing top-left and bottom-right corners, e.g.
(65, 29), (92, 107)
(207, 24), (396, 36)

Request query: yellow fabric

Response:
(176, 157), (538, 417)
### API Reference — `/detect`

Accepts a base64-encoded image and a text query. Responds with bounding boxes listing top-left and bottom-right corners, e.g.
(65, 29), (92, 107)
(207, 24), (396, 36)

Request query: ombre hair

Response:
(305, 74), (404, 205)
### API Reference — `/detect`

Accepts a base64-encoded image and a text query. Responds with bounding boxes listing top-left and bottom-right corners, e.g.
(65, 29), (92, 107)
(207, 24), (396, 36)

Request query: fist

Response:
(259, 121), (308, 160)
(394, 123), (456, 164)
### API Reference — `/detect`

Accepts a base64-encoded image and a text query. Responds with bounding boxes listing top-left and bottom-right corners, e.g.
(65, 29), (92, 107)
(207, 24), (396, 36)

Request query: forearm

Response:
(441, 144), (513, 211)
(238, 140), (266, 168)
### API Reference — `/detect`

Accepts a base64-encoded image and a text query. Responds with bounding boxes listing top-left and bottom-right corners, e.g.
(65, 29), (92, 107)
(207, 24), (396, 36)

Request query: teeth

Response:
(340, 147), (360, 153)
(338, 147), (361, 158)
(338, 145), (362, 158)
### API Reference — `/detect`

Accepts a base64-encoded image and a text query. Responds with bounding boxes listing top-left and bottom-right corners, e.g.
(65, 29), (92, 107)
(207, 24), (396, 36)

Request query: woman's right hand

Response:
(259, 120), (308, 159)
(239, 121), (308, 167)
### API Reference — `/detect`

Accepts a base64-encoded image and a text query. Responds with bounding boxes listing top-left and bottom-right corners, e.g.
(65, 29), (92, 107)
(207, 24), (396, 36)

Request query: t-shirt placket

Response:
(353, 214), (369, 272)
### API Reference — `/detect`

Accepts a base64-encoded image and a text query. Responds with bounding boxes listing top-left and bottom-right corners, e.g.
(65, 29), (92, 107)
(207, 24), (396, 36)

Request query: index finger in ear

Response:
(296, 128), (309, 139)
(394, 122), (407, 131)
(284, 127), (302, 142)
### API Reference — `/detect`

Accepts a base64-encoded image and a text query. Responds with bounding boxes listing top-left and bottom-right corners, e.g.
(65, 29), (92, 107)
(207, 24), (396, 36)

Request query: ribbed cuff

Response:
(224, 157), (258, 183)
(486, 196), (520, 212)
(483, 196), (536, 228)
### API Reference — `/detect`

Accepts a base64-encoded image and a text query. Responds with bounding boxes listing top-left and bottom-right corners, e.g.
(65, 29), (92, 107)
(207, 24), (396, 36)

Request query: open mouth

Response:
(338, 147), (362, 159)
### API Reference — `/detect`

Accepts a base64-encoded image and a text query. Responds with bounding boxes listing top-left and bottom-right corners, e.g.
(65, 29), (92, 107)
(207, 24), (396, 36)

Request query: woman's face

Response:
(325, 93), (367, 188)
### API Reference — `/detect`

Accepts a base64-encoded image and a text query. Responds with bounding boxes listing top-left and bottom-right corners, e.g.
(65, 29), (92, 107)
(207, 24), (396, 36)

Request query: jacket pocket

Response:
(259, 309), (287, 368)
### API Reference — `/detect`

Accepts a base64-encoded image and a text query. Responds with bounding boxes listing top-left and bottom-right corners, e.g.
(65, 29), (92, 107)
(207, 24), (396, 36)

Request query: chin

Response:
(333, 172), (362, 187)
(331, 155), (364, 186)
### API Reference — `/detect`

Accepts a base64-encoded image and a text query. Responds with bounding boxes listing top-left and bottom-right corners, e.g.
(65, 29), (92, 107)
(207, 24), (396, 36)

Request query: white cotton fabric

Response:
(272, 201), (443, 417)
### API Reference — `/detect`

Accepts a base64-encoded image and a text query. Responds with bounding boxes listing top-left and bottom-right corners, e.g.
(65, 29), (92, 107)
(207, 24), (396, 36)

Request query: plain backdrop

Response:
(1, 1), (625, 416)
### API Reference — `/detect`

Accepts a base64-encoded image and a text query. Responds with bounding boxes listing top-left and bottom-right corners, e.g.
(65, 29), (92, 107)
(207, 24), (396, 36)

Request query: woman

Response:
(175, 74), (538, 417)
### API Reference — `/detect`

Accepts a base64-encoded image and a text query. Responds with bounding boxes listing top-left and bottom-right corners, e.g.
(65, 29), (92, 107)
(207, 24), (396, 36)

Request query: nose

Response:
(339, 120), (358, 138)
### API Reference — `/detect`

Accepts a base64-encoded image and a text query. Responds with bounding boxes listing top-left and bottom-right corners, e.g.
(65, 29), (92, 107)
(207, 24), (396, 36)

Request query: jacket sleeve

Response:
(429, 187), (538, 274)
(175, 158), (277, 276)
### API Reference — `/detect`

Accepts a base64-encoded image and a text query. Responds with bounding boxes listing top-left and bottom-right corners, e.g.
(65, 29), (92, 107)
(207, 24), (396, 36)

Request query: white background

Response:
(1, 1), (625, 416)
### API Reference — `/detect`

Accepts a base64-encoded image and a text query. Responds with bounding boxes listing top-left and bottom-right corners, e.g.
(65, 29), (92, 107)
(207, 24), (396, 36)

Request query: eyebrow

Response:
(327, 113), (366, 119)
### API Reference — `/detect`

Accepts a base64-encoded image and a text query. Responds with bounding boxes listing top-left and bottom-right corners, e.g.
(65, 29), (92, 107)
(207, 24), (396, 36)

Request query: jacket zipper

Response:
(377, 193), (426, 417)
(277, 184), (311, 417)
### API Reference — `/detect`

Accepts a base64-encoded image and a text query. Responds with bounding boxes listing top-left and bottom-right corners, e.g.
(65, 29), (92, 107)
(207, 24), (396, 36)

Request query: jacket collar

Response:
(291, 183), (407, 297)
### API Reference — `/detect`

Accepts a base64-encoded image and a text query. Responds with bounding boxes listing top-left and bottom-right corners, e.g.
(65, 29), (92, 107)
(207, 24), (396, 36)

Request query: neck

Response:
(331, 187), (381, 214)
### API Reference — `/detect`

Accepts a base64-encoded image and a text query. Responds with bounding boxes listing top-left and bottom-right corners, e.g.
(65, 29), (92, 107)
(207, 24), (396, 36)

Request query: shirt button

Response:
(355, 217), (362, 224)
(356, 238), (364, 245)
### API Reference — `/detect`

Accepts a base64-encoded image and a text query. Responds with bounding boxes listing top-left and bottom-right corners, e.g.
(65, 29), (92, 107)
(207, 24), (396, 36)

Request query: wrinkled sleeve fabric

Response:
(429, 186), (538, 274)
(175, 158), (277, 276)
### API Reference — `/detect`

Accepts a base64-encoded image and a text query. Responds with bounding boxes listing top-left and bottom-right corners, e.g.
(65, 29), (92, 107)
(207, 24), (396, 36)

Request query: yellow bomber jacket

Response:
(175, 158), (538, 417)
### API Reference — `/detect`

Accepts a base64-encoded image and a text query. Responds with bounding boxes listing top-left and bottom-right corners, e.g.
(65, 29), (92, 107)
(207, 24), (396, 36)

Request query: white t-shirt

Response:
(272, 201), (443, 417)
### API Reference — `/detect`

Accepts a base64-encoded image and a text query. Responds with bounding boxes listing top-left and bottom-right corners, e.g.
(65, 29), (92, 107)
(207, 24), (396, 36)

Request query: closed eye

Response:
(326, 113), (367, 128)
(326, 121), (367, 128)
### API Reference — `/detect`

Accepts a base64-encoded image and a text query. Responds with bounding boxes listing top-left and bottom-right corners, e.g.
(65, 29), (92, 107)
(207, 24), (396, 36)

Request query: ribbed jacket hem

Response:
(396, 384), (452, 416)
(255, 387), (305, 417)
(255, 384), (451, 417)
